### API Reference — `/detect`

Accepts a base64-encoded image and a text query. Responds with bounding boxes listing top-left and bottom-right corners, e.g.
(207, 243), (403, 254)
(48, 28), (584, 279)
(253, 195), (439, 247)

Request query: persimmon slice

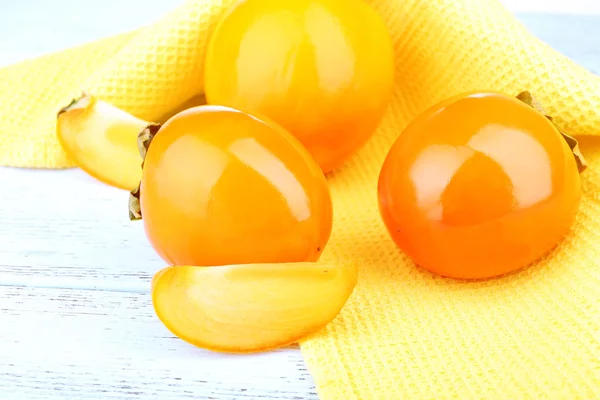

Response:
(57, 92), (157, 190)
(151, 262), (358, 353)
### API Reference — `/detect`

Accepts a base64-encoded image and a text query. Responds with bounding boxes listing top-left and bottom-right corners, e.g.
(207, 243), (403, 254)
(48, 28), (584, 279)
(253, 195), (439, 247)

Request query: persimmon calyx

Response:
(128, 123), (161, 221)
(516, 91), (587, 173)
(151, 262), (358, 353)
(128, 184), (142, 221)
(58, 91), (93, 116)
(56, 91), (160, 191)
(137, 122), (160, 160)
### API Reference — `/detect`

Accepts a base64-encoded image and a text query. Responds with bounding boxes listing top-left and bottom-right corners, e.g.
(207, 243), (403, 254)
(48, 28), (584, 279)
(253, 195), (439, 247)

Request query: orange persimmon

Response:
(204, 0), (395, 174)
(134, 105), (333, 267)
(377, 92), (583, 280)
(151, 262), (358, 353)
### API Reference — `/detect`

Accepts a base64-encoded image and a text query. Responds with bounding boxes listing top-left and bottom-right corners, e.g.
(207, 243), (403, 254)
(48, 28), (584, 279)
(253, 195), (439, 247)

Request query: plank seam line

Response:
(0, 279), (150, 294)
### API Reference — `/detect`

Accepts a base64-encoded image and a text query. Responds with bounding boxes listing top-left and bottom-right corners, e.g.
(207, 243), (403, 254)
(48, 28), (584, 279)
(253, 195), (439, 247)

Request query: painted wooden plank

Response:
(0, 285), (318, 399)
(0, 168), (163, 291)
(502, 0), (600, 13)
(0, 0), (598, 68)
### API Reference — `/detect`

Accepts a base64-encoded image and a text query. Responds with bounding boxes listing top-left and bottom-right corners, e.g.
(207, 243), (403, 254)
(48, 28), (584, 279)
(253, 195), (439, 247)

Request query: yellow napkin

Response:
(2, 0), (599, 398)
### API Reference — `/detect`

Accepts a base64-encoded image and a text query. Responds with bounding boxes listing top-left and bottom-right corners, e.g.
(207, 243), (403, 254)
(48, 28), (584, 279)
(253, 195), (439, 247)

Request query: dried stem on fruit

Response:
(58, 91), (93, 116)
(516, 91), (587, 173)
(128, 123), (161, 221)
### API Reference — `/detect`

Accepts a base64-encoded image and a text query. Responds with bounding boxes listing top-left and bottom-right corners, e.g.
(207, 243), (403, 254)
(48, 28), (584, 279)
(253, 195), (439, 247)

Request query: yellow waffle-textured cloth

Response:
(1, 0), (599, 398)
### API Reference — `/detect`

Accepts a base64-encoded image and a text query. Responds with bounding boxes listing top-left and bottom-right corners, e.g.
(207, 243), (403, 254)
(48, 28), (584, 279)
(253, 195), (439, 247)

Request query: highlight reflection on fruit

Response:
(377, 92), (584, 280)
(133, 105), (334, 268)
(204, 0), (395, 173)
(152, 262), (358, 353)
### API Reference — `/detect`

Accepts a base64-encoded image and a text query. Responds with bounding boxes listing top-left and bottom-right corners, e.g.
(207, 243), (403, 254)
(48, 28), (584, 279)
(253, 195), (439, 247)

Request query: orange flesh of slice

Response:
(57, 93), (149, 191)
(151, 262), (358, 353)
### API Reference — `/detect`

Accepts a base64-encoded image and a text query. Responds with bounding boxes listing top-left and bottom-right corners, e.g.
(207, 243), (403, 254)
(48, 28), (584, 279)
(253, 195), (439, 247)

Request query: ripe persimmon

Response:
(133, 105), (333, 267)
(56, 92), (155, 191)
(152, 262), (358, 353)
(377, 92), (583, 280)
(204, 0), (395, 174)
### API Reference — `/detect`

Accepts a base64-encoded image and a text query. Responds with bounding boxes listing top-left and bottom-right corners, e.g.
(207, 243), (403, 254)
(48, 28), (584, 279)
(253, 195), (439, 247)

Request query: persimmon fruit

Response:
(56, 92), (156, 191)
(151, 262), (358, 353)
(377, 92), (583, 280)
(204, 0), (395, 173)
(136, 105), (333, 267)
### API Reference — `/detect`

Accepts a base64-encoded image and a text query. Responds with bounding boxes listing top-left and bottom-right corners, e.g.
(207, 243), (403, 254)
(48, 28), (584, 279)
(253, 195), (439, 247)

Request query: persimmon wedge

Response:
(57, 92), (157, 191)
(152, 262), (358, 353)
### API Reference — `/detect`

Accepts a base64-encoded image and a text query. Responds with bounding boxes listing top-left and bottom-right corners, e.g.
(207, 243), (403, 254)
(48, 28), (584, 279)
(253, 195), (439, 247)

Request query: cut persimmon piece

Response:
(152, 262), (358, 353)
(57, 92), (158, 191)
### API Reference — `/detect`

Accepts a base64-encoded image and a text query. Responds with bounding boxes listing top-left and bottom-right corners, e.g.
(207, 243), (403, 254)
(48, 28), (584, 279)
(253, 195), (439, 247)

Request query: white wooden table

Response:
(1, 1), (598, 398)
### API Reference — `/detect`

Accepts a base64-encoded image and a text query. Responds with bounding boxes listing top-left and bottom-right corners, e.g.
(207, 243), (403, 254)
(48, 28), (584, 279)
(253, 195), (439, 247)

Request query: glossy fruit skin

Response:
(377, 92), (582, 280)
(151, 262), (358, 353)
(140, 105), (333, 267)
(204, 0), (395, 174)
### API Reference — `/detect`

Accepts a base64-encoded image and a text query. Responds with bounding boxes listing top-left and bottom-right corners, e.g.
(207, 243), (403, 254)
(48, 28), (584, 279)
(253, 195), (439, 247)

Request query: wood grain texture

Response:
(0, 285), (318, 400)
(0, 168), (162, 291)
